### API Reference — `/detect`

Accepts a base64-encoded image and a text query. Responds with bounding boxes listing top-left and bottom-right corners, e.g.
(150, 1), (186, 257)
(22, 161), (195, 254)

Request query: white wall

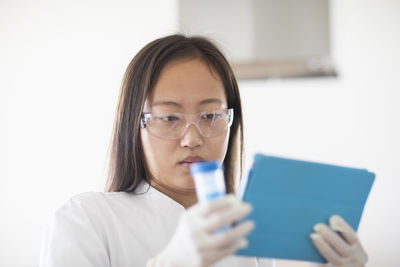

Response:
(0, 0), (399, 266)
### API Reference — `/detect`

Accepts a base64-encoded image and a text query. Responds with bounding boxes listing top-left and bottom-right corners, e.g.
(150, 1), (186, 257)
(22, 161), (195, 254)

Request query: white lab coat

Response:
(40, 181), (275, 267)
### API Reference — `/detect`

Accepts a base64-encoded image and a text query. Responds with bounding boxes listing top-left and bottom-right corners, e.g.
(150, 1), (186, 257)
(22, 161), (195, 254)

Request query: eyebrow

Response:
(199, 98), (223, 105)
(152, 98), (223, 107)
(152, 101), (181, 107)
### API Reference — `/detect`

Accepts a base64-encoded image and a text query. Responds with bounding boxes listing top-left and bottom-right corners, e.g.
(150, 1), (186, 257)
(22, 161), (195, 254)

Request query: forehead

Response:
(147, 59), (227, 109)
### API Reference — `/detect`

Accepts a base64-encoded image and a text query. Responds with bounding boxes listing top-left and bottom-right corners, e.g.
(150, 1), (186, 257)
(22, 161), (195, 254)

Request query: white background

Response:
(0, 1), (399, 266)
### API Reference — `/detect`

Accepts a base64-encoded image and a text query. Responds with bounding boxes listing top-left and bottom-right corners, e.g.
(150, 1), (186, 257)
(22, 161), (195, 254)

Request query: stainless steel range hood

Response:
(178, 0), (336, 79)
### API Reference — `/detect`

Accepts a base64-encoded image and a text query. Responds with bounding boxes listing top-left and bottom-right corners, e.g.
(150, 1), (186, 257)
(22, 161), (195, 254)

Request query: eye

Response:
(159, 115), (180, 122)
(202, 111), (222, 120)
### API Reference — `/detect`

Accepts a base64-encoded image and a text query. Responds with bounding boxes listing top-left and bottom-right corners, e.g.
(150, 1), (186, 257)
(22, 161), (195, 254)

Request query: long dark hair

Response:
(105, 34), (244, 194)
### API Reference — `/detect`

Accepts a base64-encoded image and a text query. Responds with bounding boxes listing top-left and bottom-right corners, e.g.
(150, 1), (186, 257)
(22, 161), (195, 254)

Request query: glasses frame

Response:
(140, 108), (234, 140)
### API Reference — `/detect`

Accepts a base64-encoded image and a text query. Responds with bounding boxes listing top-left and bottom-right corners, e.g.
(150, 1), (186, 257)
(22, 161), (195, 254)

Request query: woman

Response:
(40, 34), (368, 267)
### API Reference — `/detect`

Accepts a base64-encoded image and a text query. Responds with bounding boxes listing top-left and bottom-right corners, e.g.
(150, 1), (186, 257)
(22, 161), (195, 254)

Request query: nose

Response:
(180, 123), (204, 149)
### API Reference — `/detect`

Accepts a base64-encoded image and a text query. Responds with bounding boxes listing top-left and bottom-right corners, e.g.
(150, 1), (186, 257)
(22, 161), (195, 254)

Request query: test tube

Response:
(190, 161), (226, 204)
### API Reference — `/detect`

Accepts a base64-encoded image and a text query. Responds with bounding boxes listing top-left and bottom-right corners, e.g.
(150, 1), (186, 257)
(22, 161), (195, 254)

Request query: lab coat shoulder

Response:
(40, 192), (113, 267)
(51, 190), (146, 226)
(55, 191), (106, 216)
(40, 189), (177, 267)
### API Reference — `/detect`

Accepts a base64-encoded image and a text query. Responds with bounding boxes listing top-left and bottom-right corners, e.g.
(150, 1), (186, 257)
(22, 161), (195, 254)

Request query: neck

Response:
(149, 178), (198, 209)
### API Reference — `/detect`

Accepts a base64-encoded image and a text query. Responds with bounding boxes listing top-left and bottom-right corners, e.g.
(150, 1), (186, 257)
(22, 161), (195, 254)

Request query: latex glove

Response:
(310, 215), (368, 267)
(149, 194), (254, 267)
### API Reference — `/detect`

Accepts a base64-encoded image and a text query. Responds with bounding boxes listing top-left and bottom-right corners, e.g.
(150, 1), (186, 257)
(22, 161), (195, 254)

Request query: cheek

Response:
(207, 130), (230, 161)
(140, 131), (175, 176)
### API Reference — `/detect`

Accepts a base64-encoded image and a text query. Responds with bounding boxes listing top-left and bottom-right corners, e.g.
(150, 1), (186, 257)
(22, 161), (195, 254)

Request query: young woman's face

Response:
(141, 59), (230, 191)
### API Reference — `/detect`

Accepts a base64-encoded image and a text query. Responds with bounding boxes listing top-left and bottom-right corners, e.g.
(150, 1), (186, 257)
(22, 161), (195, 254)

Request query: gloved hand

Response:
(310, 215), (368, 267)
(148, 194), (254, 267)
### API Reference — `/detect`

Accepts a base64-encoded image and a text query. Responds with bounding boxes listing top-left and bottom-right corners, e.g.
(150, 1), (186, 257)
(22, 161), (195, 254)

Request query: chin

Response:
(176, 175), (196, 190)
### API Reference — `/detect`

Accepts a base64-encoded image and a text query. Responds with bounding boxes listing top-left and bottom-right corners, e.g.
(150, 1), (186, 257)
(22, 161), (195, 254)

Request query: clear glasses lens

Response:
(142, 109), (233, 139)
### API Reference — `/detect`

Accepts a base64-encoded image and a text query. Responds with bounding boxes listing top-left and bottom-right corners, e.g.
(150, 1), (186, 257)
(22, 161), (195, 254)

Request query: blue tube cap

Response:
(190, 160), (219, 175)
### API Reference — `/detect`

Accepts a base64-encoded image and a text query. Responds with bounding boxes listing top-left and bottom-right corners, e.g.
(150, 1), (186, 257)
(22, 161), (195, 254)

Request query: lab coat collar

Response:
(136, 179), (187, 213)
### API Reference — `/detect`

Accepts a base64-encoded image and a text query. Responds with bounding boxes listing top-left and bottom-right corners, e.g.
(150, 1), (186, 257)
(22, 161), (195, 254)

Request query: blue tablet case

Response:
(236, 154), (375, 263)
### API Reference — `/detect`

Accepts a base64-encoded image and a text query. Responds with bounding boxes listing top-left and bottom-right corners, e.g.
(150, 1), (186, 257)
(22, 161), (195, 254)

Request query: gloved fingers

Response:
(203, 201), (252, 232)
(217, 238), (249, 259)
(202, 238), (248, 265)
(329, 215), (359, 245)
(192, 194), (239, 217)
(310, 233), (344, 265)
(209, 220), (254, 250)
(313, 223), (352, 257)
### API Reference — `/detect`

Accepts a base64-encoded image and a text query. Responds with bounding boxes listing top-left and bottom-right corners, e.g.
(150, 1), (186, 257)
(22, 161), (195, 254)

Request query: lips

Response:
(179, 156), (205, 168)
